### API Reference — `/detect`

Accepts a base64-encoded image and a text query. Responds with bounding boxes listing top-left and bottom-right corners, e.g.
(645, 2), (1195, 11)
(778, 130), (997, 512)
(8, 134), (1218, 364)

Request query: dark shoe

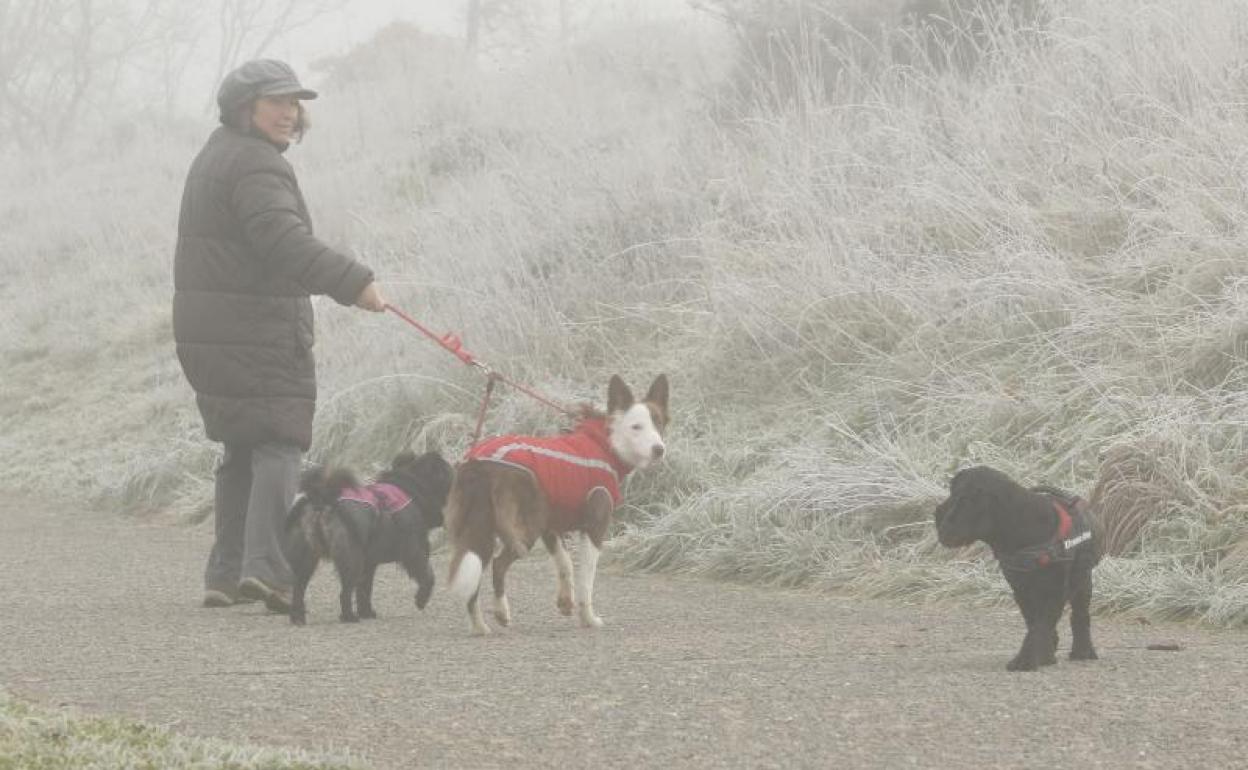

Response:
(202, 589), (235, 608)
(238, 577), (292, 614)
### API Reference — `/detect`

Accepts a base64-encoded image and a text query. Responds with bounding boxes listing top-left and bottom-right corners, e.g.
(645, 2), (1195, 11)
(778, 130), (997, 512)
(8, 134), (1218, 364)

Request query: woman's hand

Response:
(354, 282), (386, 312)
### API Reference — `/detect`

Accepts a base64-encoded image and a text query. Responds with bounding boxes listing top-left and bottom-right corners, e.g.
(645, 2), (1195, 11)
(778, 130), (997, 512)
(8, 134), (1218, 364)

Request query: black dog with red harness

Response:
(934, 466), (1101, 671)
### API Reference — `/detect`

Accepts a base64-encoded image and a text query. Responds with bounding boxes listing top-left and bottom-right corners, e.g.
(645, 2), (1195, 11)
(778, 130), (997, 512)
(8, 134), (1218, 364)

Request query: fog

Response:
(246, 0), (703, 81)
(0, 0), (706, 152)
(11, 1), (1248, 764)
(284, 0), (697, 61)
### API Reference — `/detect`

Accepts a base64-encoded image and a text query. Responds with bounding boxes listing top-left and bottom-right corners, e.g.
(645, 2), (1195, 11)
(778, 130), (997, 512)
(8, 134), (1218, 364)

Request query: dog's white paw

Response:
(578, 606), (604, 629)
(471, 620), (492, 636)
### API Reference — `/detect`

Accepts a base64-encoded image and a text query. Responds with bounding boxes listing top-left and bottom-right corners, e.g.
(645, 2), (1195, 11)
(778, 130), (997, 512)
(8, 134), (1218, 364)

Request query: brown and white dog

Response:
(445, 374), (669, 634)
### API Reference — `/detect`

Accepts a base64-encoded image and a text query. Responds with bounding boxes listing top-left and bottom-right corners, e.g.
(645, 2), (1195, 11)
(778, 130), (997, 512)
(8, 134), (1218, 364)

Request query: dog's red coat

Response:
(465, 418), (633, 530)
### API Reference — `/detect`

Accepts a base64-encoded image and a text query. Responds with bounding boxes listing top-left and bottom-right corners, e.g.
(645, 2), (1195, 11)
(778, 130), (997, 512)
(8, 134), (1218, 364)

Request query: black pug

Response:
(283, 450), (454, 626)
(933, 465), (1101, 672)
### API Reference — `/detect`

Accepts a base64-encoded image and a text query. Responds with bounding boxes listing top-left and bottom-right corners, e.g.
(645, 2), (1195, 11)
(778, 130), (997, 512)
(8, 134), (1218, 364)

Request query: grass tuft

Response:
(0, 689), (360, 770)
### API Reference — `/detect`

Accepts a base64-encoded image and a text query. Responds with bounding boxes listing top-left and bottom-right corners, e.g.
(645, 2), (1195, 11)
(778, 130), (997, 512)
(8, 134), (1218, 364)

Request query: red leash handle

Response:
(384, 303), (479, 368)
(383, 303), (578, 420)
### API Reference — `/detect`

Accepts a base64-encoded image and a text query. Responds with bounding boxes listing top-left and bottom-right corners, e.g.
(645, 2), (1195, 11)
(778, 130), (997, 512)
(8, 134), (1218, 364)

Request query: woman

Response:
(173, 59), (385, 612)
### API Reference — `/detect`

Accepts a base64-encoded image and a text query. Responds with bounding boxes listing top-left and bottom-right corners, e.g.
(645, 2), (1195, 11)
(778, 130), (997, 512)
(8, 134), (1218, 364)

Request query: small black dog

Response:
(933, 466), (1101, 672)
(283, 450), (454, 626)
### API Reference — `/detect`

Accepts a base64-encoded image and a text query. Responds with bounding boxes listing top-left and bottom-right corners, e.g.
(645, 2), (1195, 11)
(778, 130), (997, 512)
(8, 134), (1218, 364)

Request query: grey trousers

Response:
(204, 442), (299, 594)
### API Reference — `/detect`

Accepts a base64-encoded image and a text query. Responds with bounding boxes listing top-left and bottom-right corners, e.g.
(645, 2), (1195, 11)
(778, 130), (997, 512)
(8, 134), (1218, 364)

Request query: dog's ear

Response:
(934, 468), (1001, 546)
(607, 374), (634, 414)
(644, 374), (669, 414)
(392, 450), (418, 469)
(407, 450), (438, 475)
(414, 452), (455, 510)
(416, 450), (452, 478)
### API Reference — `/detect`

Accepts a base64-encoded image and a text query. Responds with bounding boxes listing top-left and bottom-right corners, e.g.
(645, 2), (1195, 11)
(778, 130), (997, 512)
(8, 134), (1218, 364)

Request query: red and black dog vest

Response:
(466, 418), (633, 527)
(996, 486), (1097, 574)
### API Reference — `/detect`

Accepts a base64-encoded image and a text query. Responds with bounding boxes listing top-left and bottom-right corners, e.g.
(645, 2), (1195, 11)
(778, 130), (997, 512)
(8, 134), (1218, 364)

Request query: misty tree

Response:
(0, 0), (198, 149)
(311, 21), (465, 87)
(0, 0), (126, 149)
(465, 0), (597, 55)
(466, 0), (481, 51)
(692, 0), (1048, 106)
(204, 0), (347, 113)
(136, 1), (208, 120)
(0, 0), (348, 151)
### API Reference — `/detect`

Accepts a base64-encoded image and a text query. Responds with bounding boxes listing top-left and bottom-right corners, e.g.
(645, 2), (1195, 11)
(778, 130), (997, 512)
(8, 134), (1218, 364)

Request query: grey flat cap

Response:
(216, 59), (317, 115)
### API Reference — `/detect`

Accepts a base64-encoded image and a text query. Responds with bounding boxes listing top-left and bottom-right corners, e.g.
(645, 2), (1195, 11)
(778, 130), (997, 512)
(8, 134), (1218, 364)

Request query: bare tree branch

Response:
(204, 0), (346, 114)
(466, 0), (482, 52)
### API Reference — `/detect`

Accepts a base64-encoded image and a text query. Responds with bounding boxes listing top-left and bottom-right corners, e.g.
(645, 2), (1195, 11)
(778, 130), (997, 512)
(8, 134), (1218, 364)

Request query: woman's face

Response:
(251, 95), (300, 145)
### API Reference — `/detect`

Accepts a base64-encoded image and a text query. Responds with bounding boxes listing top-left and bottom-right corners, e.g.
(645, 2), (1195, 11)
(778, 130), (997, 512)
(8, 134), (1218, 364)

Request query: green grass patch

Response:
(0, 690), (360, 770)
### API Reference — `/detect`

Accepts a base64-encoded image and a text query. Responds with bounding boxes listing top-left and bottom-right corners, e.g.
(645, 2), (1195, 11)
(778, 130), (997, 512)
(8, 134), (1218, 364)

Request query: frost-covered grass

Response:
(0, 689), (359, 770)
(6, 2), (1248, 626)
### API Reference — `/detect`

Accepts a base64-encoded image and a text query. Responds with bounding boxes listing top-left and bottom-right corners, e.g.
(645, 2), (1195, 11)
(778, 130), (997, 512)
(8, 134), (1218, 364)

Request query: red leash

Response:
(383, 303), (577, 443)
(383, 303), (482, 368)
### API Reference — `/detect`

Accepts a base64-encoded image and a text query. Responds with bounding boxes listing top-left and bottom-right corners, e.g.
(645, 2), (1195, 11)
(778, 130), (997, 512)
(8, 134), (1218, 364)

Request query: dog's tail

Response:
(445, 460), (494, 600)
(447, 550), (483, 600)
(302, 467), (358, 506)
(287, 466), (358, 528)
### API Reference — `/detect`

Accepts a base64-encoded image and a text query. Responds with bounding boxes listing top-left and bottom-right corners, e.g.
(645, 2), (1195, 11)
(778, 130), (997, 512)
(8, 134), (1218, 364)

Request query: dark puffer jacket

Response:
(173, 125), (373, 450)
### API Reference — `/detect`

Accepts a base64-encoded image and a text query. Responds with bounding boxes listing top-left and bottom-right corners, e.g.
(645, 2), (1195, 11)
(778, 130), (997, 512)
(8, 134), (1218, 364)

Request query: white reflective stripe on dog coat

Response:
(466, 418), (633, 521)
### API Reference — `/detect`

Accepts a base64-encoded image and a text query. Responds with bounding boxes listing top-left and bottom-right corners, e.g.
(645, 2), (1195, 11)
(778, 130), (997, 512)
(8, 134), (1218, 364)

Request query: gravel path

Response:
(2, 497), (1245, 769)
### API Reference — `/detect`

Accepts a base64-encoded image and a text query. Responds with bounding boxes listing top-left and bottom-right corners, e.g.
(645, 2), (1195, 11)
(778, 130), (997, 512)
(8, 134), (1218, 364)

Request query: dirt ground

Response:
(2, 497), (1245, 769)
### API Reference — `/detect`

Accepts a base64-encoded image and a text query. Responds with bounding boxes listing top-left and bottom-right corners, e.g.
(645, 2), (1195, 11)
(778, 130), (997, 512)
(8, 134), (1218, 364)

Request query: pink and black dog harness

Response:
(337, 483), (412, 516)
(466, 418), (633, 526)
